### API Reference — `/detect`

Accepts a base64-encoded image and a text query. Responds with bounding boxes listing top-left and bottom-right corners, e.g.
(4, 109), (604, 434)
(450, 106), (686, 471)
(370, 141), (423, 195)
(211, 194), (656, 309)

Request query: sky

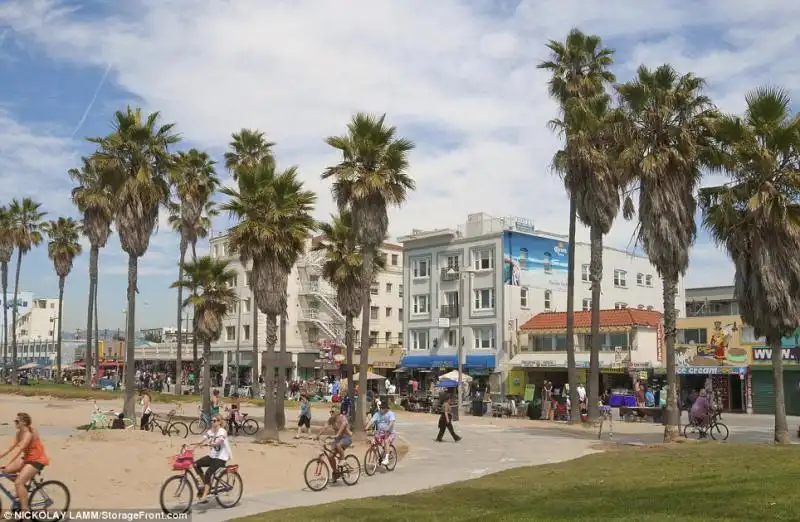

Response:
(0, 0), (798, 332)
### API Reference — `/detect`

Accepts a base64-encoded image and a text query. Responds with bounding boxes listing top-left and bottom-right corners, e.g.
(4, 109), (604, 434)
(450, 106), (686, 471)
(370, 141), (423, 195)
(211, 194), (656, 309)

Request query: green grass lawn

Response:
(237, 443), (800, 522)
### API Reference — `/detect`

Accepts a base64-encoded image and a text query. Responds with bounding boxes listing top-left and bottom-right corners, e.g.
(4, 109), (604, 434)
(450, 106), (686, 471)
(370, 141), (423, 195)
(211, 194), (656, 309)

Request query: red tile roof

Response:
(521, 309), (662, 331)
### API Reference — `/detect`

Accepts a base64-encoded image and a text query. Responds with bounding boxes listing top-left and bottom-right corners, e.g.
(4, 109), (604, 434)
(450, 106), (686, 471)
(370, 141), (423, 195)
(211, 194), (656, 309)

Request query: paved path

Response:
(192, 417), (598, 521)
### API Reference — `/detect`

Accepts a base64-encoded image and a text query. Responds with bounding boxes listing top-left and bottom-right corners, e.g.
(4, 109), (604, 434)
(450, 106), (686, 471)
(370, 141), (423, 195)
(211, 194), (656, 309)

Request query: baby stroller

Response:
(553, 400), (569, 421)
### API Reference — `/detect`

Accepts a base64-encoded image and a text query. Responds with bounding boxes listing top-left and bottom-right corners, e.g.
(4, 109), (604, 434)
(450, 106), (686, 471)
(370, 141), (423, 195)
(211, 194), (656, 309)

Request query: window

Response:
(613, 269), (627, 288)
(391, 254), (398, 266)
(543, 252), (552, 274)
(582, 298), (591, 311)
(473, 249), (493, 271)
(246, 270), (252, 287)
(532, 335), (568, 351)
(399, 284), (404, 297)
(385, 332), (391, 343)
(446, 329), (458, 348)
(371, 282), (379, 295)
(637, 304), (645, 310)
(412, 295), (429, 315)
(370, 306), (379, 320)
(307, 327), (320, 343)
(646, 305), (654, 311)
(443, 291), (459, 307)
(369, 330), (378, 344)
(473, 289), (495, 311)
(473, 327), (495, 349)
(232, 275), (238, 287)
(741, 326), (766, 344)
(445, 254), (460, 269)
(412, 259), (430, 278)
(226, 326), (236, 341)
(398, 308), (403, 321)
(354, 330), (360, 343)
(581, 264), (590, 282)
(519, 248), (528, 269)
(386, 282), (393, 293)
(232, 300), (238, 314)
(243, 325), (250, 340)
(520, 287), (529, 308)
(398, 332), (404, 345)
(410, 330), (429, 350)
(636, 273), (644, 286)
(244, 299), (251, 313)
(385, 307), (392, 318)
(544, 290), (552, 311)
(615, 302), (628, 309)
(645, 274), (653, 287)
(678, 328), (707, 344)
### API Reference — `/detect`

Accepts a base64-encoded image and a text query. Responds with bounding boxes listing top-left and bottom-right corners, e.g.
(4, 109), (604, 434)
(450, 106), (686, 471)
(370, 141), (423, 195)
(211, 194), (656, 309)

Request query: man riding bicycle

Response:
(690, 389), (712, 434)
(365, 401), (396, 466)
(316, 407), (352, 463)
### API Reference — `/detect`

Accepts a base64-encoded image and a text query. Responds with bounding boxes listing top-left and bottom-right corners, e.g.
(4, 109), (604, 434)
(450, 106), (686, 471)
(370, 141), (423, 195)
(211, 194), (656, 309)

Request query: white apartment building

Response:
(209, 234), (404, 380)
(13, 295), (59, 342)
(399, 212), (685, 390)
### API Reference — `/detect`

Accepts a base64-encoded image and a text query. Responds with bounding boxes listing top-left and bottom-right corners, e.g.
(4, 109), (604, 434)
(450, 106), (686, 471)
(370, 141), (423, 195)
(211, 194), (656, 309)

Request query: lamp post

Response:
(447, 266), (477, 418)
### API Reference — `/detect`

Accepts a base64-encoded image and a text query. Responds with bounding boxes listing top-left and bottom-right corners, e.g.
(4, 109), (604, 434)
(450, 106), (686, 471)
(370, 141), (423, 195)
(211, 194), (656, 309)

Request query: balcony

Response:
(440, 305), (459, 319)
(441, 267), (460, 281)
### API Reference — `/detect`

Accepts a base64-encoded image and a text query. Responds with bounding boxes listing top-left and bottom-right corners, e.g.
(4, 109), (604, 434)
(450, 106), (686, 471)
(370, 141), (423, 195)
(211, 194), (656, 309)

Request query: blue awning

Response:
(466, 354), (496, 369)
(400, 355), (458, 369)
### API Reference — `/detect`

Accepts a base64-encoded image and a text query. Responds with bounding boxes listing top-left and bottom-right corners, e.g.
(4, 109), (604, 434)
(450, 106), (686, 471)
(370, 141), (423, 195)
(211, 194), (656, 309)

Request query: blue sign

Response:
(400, 354), (496, 370)
(502, 231), (568, 287)
(676, 366), (747, 376)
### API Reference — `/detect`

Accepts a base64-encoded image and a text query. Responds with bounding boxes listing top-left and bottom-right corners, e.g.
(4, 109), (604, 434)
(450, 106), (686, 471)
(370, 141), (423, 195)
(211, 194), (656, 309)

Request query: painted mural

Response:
(676, 321), (748, 368)
(502, 232), (568, 288)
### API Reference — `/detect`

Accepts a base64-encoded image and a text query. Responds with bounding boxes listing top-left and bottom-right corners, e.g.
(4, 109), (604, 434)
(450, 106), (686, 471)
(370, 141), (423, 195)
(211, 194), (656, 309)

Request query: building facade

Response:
(12, 295), (59, 342)
(398, 212), (685, 390)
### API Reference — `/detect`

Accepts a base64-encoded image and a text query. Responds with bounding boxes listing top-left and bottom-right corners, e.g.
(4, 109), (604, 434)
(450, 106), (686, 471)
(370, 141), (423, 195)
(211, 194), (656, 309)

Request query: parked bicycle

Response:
(189, 406), (212, 435)
(0, 469), (70, 517)
(88, 400), (134, 430)
(683, 412), (729, 441)
(224, 407), (259, 436)
(363, 434), (397, 476)
(159, 445), (243, 514)
(147, 408), (189, 438)
(303, 438), (360, 492)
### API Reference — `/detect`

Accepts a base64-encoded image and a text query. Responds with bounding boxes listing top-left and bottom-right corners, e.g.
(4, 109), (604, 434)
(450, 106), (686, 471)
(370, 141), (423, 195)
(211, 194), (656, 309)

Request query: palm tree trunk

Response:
(587, 225), (602, 421)
(259, 314), (279, 441)
(252, 305), (258, 386)
(123, 254), (138, 418)
(191, 241), (199, 393)
(345, 314), (355, 414)
(356, 250), (374, 433)
(11, 250), (23, 385)
(2, 261), (8, 375)
(56, 276), (65, 381)
(175, 242), (187, 396)
(276, 311), (287, 430)
(201, 339), (212, 413)
(662, 274), (680, 442)
(565, 194), (581, 423)
(85, 246), (97, 388)
(93, 277), (99, 378)
(770, 334), (790, 444)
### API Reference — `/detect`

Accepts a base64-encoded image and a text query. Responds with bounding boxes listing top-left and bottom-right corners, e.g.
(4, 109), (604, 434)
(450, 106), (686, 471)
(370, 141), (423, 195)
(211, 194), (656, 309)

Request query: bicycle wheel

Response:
(363, 447), (379, 476)
(683, 423), (701, 440)
(159, 475), (193, 514)
(709, 422), (729, 441)
(189, 419), (207, 435)
(385, 445), (398, 472)
(214, 470), (243, 508)
(169, 421), (189, 439)
(303, 458), (330, 492)
(29, 480), (70, 518)
(340, 454), (361, 486)
(241, 418), (259, 436)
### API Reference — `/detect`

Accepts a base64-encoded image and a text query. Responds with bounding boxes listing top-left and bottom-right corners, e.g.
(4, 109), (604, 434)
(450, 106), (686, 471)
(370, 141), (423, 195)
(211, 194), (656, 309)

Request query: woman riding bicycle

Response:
(192, 414), (231, 501)
(0, 413), (49, 511)
(365, 402), (396, 466)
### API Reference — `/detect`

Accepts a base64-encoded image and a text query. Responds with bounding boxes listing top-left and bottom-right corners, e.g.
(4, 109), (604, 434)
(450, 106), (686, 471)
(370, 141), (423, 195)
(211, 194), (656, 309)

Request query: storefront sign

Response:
(372, 360), (398, 369)
(657, 322), (664, 362)
(676, 366), (747, 376)
(751, 346), (800, 364)
(520, 360), (559, 368)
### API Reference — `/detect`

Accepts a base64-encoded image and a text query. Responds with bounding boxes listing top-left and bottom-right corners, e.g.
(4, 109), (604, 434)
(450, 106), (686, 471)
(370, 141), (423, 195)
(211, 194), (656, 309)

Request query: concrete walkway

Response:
(192, 417), (598, 521)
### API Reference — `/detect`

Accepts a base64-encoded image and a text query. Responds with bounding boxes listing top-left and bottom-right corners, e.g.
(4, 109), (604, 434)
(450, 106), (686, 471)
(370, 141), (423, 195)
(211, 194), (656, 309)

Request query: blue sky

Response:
(1, 0), (799, 332)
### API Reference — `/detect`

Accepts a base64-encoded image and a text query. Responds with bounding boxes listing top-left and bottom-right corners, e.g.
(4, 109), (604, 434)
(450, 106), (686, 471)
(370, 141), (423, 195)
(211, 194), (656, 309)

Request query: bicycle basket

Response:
(169, 449), (194, 470)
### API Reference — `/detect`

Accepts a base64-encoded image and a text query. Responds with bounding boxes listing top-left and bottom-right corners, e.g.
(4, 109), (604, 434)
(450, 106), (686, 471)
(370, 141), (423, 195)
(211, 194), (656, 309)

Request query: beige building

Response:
(14, 296), (59, 342)
(209, 234), (404, 380)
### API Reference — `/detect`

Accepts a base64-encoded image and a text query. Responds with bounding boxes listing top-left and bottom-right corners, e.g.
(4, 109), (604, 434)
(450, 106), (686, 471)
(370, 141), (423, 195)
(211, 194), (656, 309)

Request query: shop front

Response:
(748, 344), (800, 415)
(353, 346), (403, 378)
(398, 353), (497, 394)
(675, 339), (749, 412)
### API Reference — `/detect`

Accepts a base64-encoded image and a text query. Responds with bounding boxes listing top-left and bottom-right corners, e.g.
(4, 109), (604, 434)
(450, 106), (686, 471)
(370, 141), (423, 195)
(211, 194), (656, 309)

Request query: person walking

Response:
(435, 396), (461, 442)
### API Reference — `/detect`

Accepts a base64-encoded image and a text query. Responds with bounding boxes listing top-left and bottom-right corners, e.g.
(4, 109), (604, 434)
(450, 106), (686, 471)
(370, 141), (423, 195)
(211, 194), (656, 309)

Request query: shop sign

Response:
(372, 360), (398, 369)
(657, 322), (664, 362)
(520, 360), (560, 368)
(751, 346), (800, 364)
(677, 366), (747, 375)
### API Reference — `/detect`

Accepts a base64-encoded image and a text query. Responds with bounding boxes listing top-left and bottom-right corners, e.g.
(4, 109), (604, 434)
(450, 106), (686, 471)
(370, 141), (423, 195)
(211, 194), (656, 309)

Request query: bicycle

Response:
(363, 433), (397, 476)
(159, 444), (243, 514)
(0, 469), (70, 517)
(147, 408), (189, 439)
(189, 406), (212, 435)
(683, 412), (729, 441)
(89, 400), (134, 430)
(224, 407), (259, 436)
(303, 438), (360, 492)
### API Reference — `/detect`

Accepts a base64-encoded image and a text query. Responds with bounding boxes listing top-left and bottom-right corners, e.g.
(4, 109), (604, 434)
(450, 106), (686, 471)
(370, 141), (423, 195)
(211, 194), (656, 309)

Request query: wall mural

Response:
(502, 231), (568, 288)
(676, 321), (747, 367)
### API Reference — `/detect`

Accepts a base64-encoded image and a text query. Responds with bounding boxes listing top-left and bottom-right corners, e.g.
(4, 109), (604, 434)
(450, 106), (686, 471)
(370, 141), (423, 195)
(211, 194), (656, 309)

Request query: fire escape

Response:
(296, 250), (345, 348)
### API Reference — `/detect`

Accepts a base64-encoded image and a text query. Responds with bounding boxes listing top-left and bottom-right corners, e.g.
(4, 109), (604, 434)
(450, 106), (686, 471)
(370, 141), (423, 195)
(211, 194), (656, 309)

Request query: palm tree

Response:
(44, 217), (83, 380)
(221, 160), (316, 439)
(313, 211), (386, 414)
(172, 256), (237, 412)
(8, 198), (46, 384)
(70, 156), (114, 386)
(699, 86), (800, 444)
(170, 149), (219, 396)
(224, 129), (276, 388)
(322, 113), (415, 431)
(0, 207), (14, 372)
(538, 28), (616, 421)
(617, 65), (717, 441)
(88, 107), (179, 416)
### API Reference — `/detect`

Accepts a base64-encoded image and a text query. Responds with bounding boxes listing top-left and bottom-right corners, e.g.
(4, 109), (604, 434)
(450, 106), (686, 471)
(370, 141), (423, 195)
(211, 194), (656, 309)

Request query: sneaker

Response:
(381, 457), (389, 465)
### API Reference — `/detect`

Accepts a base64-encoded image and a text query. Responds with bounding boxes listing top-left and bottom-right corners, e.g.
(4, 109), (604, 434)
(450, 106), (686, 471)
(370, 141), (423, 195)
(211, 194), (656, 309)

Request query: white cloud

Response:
(2, 0), (800, 297)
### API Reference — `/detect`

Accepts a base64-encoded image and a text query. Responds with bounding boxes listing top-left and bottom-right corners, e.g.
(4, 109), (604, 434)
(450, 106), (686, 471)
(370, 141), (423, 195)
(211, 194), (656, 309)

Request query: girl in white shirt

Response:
(192, 415), (232, 500)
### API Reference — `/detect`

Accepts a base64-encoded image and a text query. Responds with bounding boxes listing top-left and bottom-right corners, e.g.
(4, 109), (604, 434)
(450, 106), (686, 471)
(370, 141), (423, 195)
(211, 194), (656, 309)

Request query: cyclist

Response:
(690, 389), (712, 435)
(316, 407), (352, 464)
(192, 414), (231, 501)
(210, 389), (223, 418)
(365, 401), (396, 466)
(0, 413), (49, 511)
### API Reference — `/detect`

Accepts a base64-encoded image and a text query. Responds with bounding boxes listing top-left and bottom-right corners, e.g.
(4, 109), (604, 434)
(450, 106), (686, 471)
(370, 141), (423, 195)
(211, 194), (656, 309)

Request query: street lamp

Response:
(447, 266), (477, 418)
(233, 294), (245, 390)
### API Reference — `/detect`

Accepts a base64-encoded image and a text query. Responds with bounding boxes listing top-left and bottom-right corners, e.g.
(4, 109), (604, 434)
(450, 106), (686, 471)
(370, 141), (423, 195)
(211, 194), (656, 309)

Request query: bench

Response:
(619, 406), (664, 423)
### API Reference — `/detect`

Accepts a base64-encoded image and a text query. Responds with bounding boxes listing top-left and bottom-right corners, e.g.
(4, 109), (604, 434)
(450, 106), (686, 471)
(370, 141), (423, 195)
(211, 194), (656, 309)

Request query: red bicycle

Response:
(303, 438), (361, 492)
(159, 445), (243, 514)
(363, 433), (397, 476)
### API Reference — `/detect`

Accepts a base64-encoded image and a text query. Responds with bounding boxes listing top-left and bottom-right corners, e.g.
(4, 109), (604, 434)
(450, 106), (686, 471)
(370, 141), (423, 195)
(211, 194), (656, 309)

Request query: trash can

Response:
(527, 401), (541, 420)
(472, 399), (484, 417)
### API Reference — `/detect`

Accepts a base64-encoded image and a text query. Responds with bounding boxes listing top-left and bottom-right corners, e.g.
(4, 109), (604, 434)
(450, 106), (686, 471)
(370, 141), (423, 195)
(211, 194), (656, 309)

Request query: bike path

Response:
(192, 418), (598, 521)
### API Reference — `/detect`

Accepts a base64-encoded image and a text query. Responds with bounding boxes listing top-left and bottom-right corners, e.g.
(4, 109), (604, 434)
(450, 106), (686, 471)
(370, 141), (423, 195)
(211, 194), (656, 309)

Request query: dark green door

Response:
(783, 372), (800, 416)
(751, 371), (775, 414)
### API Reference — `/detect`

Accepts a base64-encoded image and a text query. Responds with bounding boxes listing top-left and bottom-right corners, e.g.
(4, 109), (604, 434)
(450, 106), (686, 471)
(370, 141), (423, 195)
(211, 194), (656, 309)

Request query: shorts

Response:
(374, 431), (396, 444)
(298, 414), (311, 428)
(24, 461), (45, 472)
(333, 436), (352, 450)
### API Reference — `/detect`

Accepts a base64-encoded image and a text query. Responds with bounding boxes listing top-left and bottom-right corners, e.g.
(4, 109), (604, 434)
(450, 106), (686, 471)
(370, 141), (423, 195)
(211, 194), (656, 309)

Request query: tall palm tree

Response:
(538, 28), (616, 421)
(700, 86), (800, 444)
(44, 217), (83, 380)
(0, 207), (14, 372)
(171, 256), (237, 412)
(224, 129), (276, 387)
(617, 65), (717, 441)
(8, 198), (46, 384)
(88, 107), (179, 416)
(221, 160), (316, 439)
(313, 211), (386, 414)
(70, 156), (114, 386)
(170, 149), (219, 396)
(323, 113), (415, 431)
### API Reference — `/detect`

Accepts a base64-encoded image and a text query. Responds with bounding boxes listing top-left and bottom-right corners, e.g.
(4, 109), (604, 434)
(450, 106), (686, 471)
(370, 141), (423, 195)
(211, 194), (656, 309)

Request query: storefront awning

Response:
(399, 354), (496, 370)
